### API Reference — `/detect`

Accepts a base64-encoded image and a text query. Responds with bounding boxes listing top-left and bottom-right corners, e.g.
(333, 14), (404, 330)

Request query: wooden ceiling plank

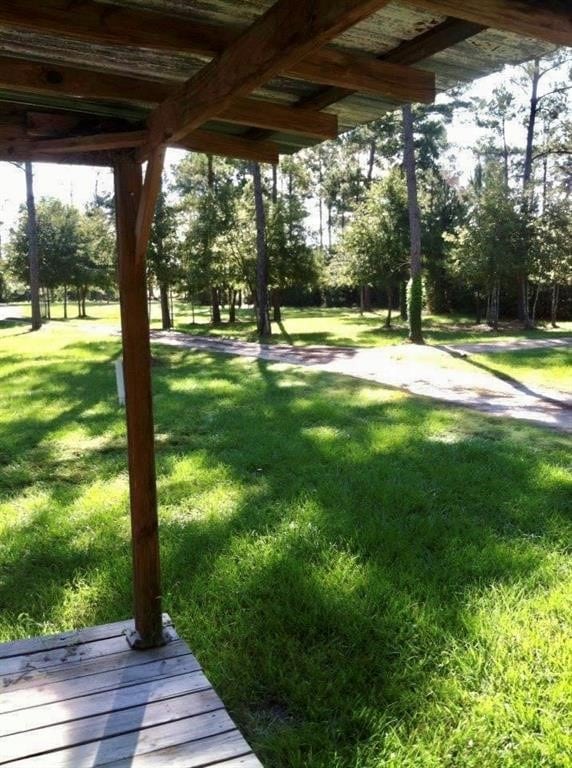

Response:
(403, 0), (572, 47)
(0, 0), (426, 98)
(146, 0), (392, 147)
(0, 57), (337, 140)
(0, 0), (237, 55)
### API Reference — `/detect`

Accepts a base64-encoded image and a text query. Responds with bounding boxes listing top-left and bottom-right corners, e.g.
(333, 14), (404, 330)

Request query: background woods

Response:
(1, 51), (571, 334)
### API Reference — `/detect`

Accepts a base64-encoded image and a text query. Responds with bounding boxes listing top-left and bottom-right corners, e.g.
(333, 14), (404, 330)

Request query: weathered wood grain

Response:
(147, 0), (392, 145)
(0, 653), (201, 715)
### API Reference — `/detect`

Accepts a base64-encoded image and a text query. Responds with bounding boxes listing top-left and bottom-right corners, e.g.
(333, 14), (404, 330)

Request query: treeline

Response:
(2, 51), (571, 334)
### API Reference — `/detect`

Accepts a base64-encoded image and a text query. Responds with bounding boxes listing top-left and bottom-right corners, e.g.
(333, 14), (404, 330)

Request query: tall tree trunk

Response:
(363, 285), (371, 312)
(487, 280), (500, 330)
(530, 283), (540, 325)
(252, 162), (271, 337)
(402, 104), (424, 344)
(318, 160), (324, 251)
(24, 161), (42, 331)
(523, 59), (540, 195)
(272, 288), (281, 323)
(63, 285), (68, 319)
(229, 287), (236, 323)
(518, 57), (540, 330)
(159, 281), (171, 330)
(81, 286), (87, 318)
(385, 284), (392, 328)
(367, 138), (377, 187)
(475, 292), (482, 325)
(550, 283), (559, 328)
(399, 281), (407, 321)
(271, 163), (278, 205)
(502, 116), (509, 187)
(211, 287), (221, 324)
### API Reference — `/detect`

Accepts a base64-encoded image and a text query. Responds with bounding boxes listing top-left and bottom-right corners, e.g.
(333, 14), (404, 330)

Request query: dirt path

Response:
(152, 332), (572, 433)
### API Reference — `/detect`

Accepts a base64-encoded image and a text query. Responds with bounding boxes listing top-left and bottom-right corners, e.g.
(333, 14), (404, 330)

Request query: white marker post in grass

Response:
(114, 357), (126, 405)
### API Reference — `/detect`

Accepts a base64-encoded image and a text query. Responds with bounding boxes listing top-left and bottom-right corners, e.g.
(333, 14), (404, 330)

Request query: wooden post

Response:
(114, 153), (165, 648)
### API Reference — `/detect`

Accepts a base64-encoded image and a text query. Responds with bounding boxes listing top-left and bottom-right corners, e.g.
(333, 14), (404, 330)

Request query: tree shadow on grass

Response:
(149, 351), (569, 765)
(1, 339), (569, 766)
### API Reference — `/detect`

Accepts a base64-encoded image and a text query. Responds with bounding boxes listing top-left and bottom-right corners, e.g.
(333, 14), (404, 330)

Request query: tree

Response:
(175, 153), (244, 323)
(450, 165), (529, 328)
(420, 169), (465, 314)
(402, 104), (424, 344)
(340, 169), (409, 327)
(147, 178), (178, 330)
(24, 162), (42, 331)
(251, 162), (271, 337)
(532, 199), (572, 326)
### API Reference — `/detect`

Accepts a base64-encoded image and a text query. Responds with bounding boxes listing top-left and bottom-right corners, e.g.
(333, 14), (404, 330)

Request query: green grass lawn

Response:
(5, 301), (571, 348)
(471, 348), (572, 394)
(1, 320), (571, 767)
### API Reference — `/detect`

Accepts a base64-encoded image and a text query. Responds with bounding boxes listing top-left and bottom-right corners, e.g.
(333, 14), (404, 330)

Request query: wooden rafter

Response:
(404, 0), (572, 47)
(287, 48), (435, 103)
(296, 18), (485, 112)
(0, 57), (338, 140)
(146, 0), (392, 147)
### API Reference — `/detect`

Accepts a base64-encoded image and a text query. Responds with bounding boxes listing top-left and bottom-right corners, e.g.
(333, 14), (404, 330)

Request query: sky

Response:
(0, 61), (556, 247)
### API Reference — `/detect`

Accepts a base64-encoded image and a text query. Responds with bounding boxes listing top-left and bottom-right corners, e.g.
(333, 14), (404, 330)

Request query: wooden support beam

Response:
(404, 0), (572, 47)
(136, 147), (165, 264)
(0, 148), (116, 165)
(249, 18), (484, 137)
(0, 57), (338, 140)
(287, 48), (435, 103)
(114, 154), (165, 649)
(0, 128), (280, 164)
(223, 98), (337, 139)
(21, 131), (148, 154)
(173, 130), (280, 164)
(147, 0), (391, 147)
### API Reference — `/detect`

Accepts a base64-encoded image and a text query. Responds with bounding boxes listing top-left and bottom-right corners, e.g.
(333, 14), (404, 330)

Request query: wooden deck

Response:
(0, 616), (262, 767)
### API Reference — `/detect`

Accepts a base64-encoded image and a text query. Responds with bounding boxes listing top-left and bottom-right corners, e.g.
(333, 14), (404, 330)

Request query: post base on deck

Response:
(125, 622), (177, 650)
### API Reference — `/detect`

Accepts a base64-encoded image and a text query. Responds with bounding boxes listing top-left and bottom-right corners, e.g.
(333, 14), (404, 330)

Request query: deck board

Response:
(0, 618), (262, 767)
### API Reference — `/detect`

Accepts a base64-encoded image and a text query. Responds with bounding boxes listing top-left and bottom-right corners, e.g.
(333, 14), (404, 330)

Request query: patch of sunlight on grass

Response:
(1, 320), (570, 767)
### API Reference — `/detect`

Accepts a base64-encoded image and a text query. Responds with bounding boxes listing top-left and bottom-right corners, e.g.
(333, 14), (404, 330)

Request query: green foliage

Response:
(147, 181), (180, 287)
(336, 169), (409, 289)
(407, 274), (424, 343)
(449, 165), (532, 295)
(420, 170), (466, 313)
(6, 197), (114, 298)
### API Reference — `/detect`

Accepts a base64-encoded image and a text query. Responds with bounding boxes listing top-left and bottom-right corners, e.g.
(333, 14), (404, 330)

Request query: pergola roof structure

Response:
(0, 5), (570, 764)
(0, 0), (568, 167)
